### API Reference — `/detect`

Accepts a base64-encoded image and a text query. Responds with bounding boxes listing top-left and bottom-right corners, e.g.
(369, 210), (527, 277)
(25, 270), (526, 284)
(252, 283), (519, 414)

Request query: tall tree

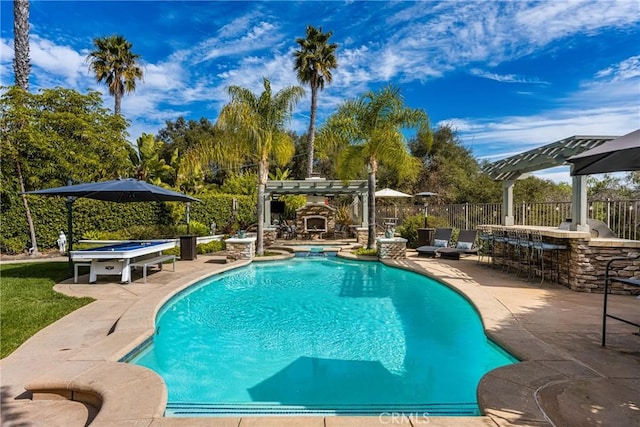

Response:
(318, 85), (429, 248)
(294, 25), (338, 177)
(184, 78), (304, 254)
(86, 35), (143, 115)
(11, 0), (39, 255)
(1, 86), (132, 251)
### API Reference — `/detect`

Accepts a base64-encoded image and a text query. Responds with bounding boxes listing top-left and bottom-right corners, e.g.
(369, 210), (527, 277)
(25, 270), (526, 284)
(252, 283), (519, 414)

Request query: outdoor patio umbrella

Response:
(25, 178), (199, 274)
(374, 188), (413, 198)
(374, 188), (412, 221)
(567, 129), (640, 175)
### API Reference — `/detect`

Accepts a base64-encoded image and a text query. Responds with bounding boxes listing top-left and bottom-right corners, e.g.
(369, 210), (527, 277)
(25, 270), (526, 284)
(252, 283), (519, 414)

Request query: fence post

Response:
(465, 202), (469, 230)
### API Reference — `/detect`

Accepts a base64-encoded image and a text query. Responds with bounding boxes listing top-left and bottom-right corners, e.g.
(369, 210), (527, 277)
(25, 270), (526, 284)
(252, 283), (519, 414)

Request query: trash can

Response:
(179, 235), (197, 260)
(417, 228), (435, 247)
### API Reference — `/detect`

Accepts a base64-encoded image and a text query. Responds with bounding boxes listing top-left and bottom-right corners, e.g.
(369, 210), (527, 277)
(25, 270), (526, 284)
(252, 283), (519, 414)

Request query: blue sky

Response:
(1, 0), (639, 182)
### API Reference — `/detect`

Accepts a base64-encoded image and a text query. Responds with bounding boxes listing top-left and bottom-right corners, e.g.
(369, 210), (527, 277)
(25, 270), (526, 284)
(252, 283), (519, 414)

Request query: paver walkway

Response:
(1, 251), (638, 426)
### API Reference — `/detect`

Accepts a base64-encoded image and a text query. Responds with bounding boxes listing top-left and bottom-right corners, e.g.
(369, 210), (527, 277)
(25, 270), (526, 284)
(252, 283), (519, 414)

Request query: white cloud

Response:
(29, 35), (87, 88)
(469, 68), (548, 84)
(595, 55), (640, 82)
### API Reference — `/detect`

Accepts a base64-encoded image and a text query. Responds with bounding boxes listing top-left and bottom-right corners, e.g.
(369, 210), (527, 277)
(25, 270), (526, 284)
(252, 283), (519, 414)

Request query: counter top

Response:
(483, 225), (640, 246)
(484, 225), (591, 239)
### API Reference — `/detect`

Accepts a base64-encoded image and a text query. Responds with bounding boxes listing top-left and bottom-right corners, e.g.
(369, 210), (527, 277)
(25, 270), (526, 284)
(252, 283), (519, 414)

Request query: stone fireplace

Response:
(296, 203), (336, 237)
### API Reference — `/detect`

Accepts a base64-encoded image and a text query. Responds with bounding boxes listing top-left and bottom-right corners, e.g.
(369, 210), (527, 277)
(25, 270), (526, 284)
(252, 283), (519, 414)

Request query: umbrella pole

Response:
(66, 197), (74, 277)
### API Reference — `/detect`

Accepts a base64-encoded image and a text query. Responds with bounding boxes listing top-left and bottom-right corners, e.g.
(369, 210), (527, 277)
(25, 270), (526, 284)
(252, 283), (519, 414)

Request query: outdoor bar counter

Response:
(484, 225), (640, 293)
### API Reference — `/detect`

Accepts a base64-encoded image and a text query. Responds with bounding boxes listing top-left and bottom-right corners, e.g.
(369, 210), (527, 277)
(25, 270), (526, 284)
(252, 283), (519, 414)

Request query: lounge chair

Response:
(416, 228), (453, 257)
(437, 229), (479, 260)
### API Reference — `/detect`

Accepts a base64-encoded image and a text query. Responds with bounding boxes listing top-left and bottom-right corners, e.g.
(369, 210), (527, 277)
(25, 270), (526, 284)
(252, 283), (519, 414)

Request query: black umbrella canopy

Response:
(26, 178), (199, 203)
(25, 178), (199, 275)
(567, 129), (640, 176)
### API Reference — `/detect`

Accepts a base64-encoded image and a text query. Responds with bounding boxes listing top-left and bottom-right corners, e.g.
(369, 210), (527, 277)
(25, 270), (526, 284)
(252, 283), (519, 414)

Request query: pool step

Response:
(165, 402), (479, 417)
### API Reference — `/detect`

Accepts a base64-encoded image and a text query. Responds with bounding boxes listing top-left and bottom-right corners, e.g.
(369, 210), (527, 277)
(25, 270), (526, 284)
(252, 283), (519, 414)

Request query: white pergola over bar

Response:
(483, 135), (618, 231)
(263, 178), (369, 228)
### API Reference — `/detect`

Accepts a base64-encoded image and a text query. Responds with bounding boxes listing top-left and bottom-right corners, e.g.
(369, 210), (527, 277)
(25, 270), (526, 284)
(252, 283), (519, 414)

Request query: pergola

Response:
(263, 178), (369, 228)
(483, 135), (618, 231)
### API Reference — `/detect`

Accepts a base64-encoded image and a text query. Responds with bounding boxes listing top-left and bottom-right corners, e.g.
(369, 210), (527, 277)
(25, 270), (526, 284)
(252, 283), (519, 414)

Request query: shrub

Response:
(1, 237), (27, 254)
(197, 240), (225, 254)
(353, 247), (377, 256)
(396, 214), (424, 248)
(176, 221), (210, 237)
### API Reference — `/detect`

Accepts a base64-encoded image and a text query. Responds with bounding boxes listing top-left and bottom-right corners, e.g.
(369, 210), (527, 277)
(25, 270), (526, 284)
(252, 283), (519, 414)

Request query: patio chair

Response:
(416, 228), (453, 257)
(437, 229), (479, 260)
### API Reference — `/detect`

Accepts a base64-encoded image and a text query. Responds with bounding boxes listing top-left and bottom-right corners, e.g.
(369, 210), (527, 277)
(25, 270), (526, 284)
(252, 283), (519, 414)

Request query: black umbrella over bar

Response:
(567, 129), (640, 175)
(25, 178), (199, 275)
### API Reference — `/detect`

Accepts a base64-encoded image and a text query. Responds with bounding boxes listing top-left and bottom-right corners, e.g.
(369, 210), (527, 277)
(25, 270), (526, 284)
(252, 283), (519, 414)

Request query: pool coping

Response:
(3, 252), (639, 426)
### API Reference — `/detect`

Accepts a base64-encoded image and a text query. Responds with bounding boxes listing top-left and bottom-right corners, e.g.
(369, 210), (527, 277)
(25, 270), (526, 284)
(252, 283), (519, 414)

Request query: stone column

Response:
(355, 227), (369, 245)
(263, 228), (277, 247)
(224, 237), (256, 260)
(377, 237), (407, 259)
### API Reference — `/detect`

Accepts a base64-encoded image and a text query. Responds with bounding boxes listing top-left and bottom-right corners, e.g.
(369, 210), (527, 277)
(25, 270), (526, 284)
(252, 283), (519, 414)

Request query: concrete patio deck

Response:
(1, 251), (638, 426)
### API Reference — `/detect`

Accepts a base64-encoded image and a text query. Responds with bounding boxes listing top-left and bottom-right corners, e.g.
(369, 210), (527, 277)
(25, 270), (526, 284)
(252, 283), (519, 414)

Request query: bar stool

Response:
(491, 227), (507, 270)
(545, 239), (567, 284)
(530, 230), (545, 285)
(530, 230), (567, 285)
(516, 229), (532, 279)
(477, 226), (493, 265)
(505, 229), (520, 273)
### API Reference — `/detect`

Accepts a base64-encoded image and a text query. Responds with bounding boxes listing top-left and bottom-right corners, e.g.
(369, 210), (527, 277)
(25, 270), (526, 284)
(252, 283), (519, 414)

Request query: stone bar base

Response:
(355, 227), (369, 246)
(263, 228), (277, 247)
(225, 237), (256, 260)
(377, 237), (407, 260)
(569, 239), (640, 293)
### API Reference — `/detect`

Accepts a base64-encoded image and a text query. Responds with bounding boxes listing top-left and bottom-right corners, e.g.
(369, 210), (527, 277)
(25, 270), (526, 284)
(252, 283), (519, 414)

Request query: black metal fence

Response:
(375, 199), (639, 240)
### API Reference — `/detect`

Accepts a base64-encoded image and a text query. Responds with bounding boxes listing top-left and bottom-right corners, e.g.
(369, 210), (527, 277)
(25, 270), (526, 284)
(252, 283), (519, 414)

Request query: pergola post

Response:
(571, 175), (589, 232)
(502, 180), (515, 226)
(264, 192), (272, 227)
(361, 191), (369, 227)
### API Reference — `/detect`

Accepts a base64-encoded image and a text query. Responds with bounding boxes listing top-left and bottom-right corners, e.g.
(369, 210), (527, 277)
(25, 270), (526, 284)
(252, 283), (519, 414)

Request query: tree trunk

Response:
(16, 159), (40, 255)
(13, 0), (30, 90)
(114, 92), (122, 115)
(256, 158), (269, 256)
(306, 78), (318, 177)
(367, 159), (377, 249)
(13, 1), (38, 256)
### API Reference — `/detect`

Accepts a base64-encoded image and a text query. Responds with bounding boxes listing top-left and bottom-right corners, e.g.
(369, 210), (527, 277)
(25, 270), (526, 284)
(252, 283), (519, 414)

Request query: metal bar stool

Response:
(544, 239), (567, 284)
(516, 229), (532, 279)
(505, 229), (520, 273)
(477, 226), (493, 265)
(530, 230), (566, 285)
(530, 230), (545, 285)
(491, 227), (507, 270)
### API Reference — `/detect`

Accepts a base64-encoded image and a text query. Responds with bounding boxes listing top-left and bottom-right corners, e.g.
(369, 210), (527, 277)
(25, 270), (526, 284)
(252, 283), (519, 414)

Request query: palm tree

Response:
(293, 25), (338, 177)
(13, 0), (30, 90)
(86, 35), (143, 115)
(129, 133), (176, 185)
(187, 78), (304, 254)
(11, 0), (39, 255)
(318, 85), (431, 248)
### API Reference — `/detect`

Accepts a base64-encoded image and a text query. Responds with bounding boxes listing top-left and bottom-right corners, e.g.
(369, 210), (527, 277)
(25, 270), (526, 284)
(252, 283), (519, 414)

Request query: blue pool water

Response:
(131, 258), (515, 416)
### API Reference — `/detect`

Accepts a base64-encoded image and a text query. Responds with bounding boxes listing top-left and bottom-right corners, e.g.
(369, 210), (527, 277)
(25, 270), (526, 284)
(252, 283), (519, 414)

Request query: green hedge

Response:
(1, 191), (255, 252)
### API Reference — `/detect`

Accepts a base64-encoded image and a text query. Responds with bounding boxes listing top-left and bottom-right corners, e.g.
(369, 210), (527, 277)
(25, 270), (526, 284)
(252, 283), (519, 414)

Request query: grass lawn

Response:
(0, 262), (94, 358)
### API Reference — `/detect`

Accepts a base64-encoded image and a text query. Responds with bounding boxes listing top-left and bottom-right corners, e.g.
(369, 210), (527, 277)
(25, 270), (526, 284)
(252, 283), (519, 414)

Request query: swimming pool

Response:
(131, 257), (515, 416)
